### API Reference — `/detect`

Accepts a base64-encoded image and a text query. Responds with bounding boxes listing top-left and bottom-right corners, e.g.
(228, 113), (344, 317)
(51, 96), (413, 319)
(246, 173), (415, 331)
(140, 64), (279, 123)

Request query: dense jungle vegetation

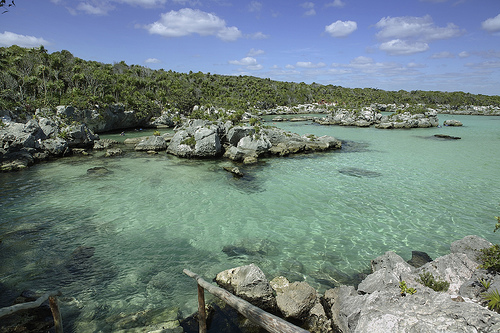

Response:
(1, 45), (500, 120)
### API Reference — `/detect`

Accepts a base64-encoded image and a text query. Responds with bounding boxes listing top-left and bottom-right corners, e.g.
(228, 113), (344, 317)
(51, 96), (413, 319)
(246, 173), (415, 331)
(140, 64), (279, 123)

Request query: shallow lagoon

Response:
(0, 114), (499, 331)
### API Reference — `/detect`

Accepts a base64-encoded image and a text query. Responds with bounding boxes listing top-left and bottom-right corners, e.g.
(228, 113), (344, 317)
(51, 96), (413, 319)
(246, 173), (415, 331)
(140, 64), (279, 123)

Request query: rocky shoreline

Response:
(179, 235), (500, 333)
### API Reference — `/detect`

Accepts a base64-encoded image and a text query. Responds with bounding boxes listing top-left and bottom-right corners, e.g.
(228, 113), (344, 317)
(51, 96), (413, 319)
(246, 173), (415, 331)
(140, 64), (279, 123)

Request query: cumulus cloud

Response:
(379, 39), (429, 56)
(325, 20), (357, 37)
(375, 15), (463, 42)
(295, 61), (327, 68)
(375, 15), (463, 56)
(482, 14), (500, 33)
(145, 58), (161, 63)
(145, 8), (242, 41)
(0, 31), (50, 47)
(228, 57), (263, 70)
(325, 0), (345, 8)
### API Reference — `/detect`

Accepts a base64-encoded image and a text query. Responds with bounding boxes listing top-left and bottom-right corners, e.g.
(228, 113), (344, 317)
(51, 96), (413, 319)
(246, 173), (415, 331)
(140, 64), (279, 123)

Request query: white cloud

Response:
(0, 31), (50, 47)
(379, 39), (429, 55)
(248, 1), (262, 13)
(325, 0), (345, 8)
(229, 56), (262, 70)
(301, 2), (316, 16)
(117, 0), (167, 6)
(247, 48), (264, 57)
(481, 14), (500, 33)
(458, 51), (470, 58)
(325, 20), (357, 37)
(285, 64), (295, 69)
(375, 15), (463, 42)
(430, 51), (455, 59)
(145, 58), (161, 63)
(76, 2), (115, 15)
(248, 32), (270, 39)
(145, 8), (242, 42)
(296, 61), (327, 68)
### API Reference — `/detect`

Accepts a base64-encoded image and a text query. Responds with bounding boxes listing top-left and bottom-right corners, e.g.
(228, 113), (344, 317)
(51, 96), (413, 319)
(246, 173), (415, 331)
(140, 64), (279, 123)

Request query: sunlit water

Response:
(1, 115), (499, 331)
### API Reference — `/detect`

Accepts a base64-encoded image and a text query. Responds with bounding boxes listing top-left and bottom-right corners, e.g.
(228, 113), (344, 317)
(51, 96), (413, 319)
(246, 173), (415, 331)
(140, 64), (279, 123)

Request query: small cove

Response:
(0, 114), (499, 331)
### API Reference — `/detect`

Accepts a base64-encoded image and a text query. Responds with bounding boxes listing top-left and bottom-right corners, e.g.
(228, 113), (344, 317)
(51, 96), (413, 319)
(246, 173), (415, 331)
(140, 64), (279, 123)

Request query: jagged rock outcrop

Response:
(375, 111), (439, 129)
(210, 235), (500, 333)
(55, 104), (147, 133)
(315, 108), (382, 127)
(0, 117), (96, 171)
(135, 136), (168, 151)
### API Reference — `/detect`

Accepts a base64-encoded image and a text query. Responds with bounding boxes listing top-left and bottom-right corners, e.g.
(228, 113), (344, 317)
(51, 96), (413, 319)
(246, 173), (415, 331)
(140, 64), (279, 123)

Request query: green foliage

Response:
(417, 272), (450, 292)
(494, 216), (500, 233)
(181, 136), (196, 147)
(481, 289), (500, 313)
(248, 117), (260, 126)
(399, 281), (417, 296)
(1, 45), (500, 121)
(153, 130), (161, 136)
(479, 278), (491, 290)
(0, 119), (5, 128)
(478, 244), (500, 273)
(58, 130), (69, 140)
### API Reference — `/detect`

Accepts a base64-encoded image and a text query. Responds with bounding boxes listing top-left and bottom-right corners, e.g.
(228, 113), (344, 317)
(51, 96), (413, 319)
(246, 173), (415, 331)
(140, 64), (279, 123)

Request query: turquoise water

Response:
(0, 114), (499, 331)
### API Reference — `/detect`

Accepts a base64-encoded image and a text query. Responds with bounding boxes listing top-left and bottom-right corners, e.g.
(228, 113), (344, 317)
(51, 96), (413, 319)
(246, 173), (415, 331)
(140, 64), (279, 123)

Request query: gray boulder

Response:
(227, 126), (255, 146)
(40, 137), (69, 156)
(325, 286), (500, 333)
(444, 119), (463, 126)
(358, 251), (416, 294)
(63, 123), (98, 148)
(135, 136), (168, 151)
(275, 281), (318, 320)
(215, 263), (276, 311)
(450, 235), (492, 263)
(193, 126), (222, 157)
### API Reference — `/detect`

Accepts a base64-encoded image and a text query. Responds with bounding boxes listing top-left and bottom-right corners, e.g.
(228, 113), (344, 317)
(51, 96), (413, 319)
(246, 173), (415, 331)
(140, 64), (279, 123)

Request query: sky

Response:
(1, 0), (500, 96)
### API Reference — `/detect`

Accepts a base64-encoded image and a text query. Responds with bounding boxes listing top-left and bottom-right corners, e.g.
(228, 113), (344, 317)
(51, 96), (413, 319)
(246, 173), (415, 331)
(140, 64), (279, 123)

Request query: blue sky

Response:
(1, 0), (500, 95)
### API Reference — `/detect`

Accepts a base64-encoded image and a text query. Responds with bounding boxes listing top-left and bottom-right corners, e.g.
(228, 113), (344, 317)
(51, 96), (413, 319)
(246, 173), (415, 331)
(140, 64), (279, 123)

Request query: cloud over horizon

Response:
(0, 31), (50, 48)
(144, 8), (242, 41)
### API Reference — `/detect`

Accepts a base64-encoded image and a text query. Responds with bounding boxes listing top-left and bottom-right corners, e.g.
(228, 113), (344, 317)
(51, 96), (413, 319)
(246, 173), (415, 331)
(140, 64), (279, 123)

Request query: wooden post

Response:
(197, 283), (207, 333)
(49, 296), (63, 333)
(183, 269), (309, 333)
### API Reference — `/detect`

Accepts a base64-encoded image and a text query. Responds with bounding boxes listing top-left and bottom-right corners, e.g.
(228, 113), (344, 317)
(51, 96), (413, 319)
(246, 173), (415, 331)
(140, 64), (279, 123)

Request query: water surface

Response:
(0, 114), (499, 331)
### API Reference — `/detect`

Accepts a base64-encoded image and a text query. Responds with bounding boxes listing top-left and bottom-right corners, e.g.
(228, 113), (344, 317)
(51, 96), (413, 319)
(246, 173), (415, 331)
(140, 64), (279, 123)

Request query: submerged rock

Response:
(338, 167), (382, 178)
(434, 134), (461, 140)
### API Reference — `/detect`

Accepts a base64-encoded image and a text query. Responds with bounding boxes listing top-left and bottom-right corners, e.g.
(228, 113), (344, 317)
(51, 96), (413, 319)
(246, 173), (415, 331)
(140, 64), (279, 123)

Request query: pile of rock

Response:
(165, 119), (342, 164)
(0, 117), (98, 171)
(205, 235), (500, 332)
(314, 108), (382, 127)
(375, 111), (439, 129)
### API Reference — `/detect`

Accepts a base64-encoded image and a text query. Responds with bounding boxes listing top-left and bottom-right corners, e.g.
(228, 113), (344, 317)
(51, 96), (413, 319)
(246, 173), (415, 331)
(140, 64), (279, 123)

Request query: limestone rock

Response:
(215, 264), (276, 311)
(443, 119), (463, 126)
(450, 235), (492, 263)
(275, 281), (317, 320)
(135, 136), (167, 151)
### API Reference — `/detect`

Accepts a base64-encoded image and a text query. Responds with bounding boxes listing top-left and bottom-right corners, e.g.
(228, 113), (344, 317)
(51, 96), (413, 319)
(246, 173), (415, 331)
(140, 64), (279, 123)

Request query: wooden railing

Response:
(183, 269), (309, 333)
(0, 290), (63, 333)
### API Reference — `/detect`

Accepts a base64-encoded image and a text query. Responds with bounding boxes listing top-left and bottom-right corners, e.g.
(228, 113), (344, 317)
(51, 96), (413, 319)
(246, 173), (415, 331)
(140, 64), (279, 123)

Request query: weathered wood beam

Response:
(183, 269), (309, 333)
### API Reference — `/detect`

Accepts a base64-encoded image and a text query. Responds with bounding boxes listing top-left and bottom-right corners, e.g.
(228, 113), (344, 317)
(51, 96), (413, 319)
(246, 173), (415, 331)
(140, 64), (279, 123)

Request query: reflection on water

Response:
(0, 115), (499, 331)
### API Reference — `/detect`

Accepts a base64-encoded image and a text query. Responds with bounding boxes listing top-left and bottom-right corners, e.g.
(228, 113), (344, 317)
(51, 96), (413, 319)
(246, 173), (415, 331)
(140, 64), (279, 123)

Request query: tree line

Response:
(1, 45), (499, 120)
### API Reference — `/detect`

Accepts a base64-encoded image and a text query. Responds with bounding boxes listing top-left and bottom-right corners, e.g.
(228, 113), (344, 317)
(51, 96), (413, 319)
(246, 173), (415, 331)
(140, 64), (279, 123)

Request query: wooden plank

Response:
(197, 283), (207, 333)
(49, 296), (64, 333)
(0, 291), (61, 318)
(183, 269), (309, 333)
